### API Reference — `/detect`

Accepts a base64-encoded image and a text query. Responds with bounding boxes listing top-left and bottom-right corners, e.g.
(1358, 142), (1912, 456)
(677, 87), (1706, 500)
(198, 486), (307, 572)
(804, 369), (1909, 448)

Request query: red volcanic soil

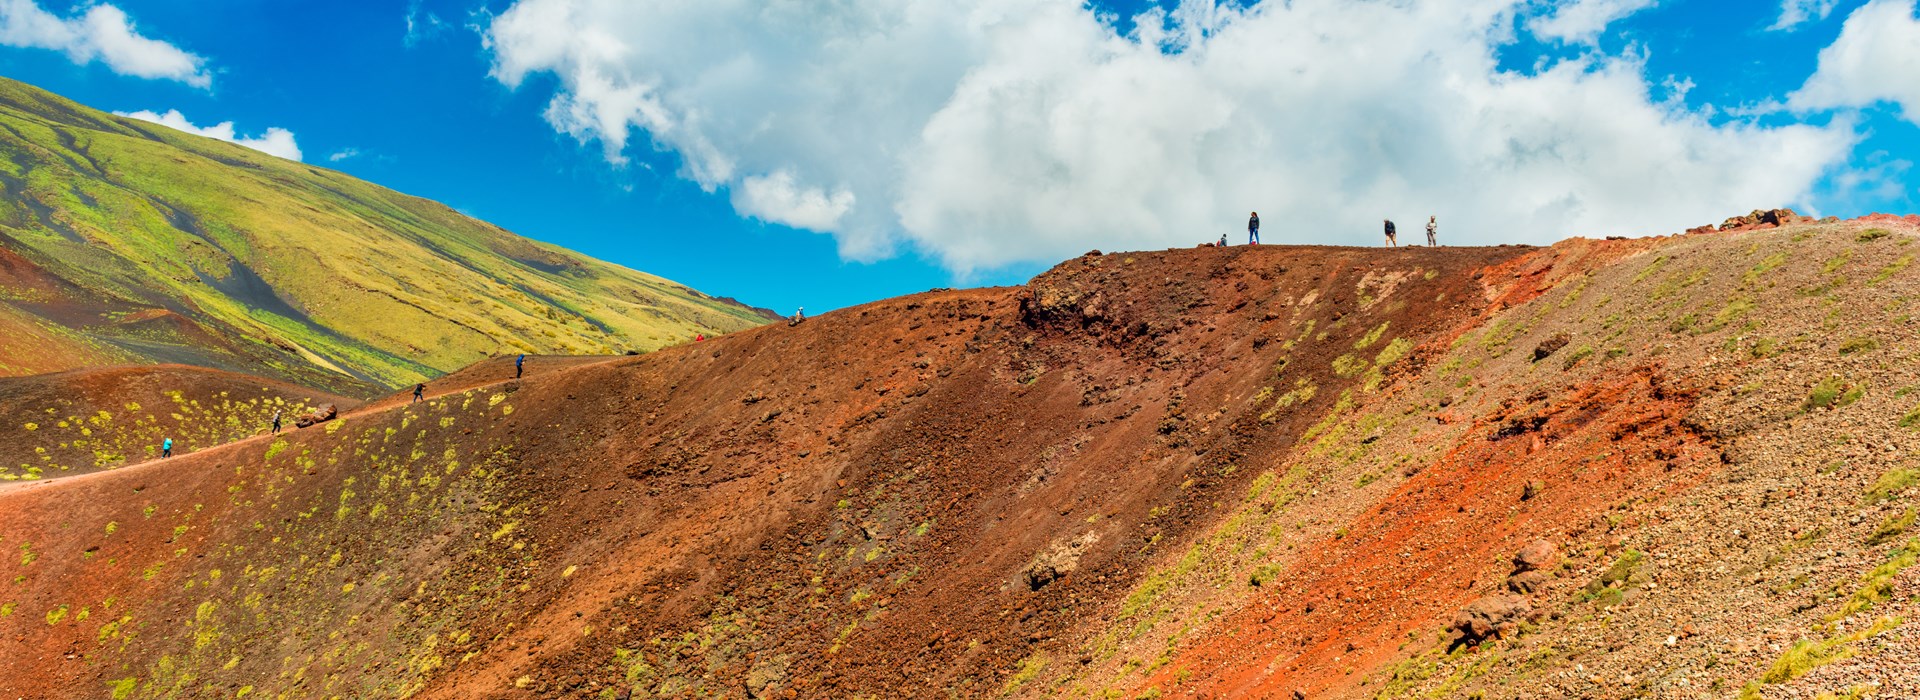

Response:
(1148, 367), (1720, 697)
(0, 243), (1537, 699)
(5, 218), (1919, 700)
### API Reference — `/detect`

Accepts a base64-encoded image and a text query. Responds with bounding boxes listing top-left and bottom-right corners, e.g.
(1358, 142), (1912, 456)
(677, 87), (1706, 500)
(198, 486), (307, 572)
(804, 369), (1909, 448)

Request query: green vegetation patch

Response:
(1837, 337), (1878, 355)
(1867, 509), (1916, 546)
(1578, 550), (1644, 608)
(1827, 539), (1919, 623)
(1803, 375), (1864, 412)
(1743, 252), (1791, 286)
(1756, 616), (1900, 686)
(1355, 322), (1391, 350)
(1870, 255), (1912, 285)
(1857, 228), (1892, 242)
(1866, 468), (1920, 503)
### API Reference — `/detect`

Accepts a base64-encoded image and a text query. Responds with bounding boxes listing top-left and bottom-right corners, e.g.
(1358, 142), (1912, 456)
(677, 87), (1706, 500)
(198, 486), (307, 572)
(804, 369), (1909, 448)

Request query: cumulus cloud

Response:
(486, 0), (1856, 273)
(116, 109), (302, 162)
(1770, 0), (1840, 30)
(1791, 0), (1920, 124)
(735, 170), (856, 232)
(0, 0), (210, 87)
(1527, 0), (1659, 43)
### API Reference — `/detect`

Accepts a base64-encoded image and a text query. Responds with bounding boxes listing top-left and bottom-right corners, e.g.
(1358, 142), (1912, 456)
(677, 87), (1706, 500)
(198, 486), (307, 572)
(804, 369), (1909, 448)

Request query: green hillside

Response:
(0, 77), (772, 396)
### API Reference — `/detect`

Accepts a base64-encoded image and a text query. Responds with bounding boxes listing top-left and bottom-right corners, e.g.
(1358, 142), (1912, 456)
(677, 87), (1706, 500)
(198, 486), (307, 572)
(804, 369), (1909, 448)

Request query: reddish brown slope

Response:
(14, 220), (1916, 700)
(0, 243), (1530, 699)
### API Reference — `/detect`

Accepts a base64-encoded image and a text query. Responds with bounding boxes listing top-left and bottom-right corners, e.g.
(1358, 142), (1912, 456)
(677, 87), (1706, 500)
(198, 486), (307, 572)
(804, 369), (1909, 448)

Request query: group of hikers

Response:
(1228, 213), (1441, 247)
(158, 351), (538, 461)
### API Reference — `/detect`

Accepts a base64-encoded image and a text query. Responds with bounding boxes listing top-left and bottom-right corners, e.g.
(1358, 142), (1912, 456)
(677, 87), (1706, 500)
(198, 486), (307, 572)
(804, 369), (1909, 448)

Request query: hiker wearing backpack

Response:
(1248, 212), (1261, 245)
(1384, 219), (1398, 248)
(515, 353), (525, 378)
(1426, 216), (1438, 246)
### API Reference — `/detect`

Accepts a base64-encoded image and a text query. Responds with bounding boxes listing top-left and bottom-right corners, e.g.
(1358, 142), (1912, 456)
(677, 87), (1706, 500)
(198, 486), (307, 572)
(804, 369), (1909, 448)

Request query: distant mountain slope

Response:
(0, 77), (774, 396)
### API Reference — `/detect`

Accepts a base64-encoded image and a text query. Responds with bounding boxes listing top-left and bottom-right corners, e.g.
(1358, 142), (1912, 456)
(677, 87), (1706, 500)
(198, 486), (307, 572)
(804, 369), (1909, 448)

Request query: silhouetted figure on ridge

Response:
(1248, 211), (1261, 245)
(1385, 219), (1398, 248)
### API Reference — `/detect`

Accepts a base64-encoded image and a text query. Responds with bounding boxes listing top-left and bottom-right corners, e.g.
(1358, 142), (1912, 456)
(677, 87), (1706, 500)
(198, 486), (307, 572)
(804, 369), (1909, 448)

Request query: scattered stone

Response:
(1513, 540), (1560, 574)
(1533, 333), (1570, 362)
(1451, 594), (1533, 645)
(1508, 570), (1552, 594)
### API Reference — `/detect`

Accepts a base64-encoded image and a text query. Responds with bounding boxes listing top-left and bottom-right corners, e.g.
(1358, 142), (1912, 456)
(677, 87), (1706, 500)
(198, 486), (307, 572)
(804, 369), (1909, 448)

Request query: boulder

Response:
(295, 403), (338, 429)
(1513, 539), (1560, 574)
(1507, 570), (1552, 594)
(1532, 334), (1570, 362)
(1451, 594), (1532, 644)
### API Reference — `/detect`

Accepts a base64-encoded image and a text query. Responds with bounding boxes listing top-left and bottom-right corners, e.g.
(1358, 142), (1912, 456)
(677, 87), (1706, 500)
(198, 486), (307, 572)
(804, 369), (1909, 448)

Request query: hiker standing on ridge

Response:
(161, 437), (172, 458)
(1426, 216), (1438, 246)
(271, 409), (282, 435)
(515, 353), (525, 378)
(1384, 219), (1398, 248)
(1248, 212), (1261, 245)
(413, 383), (424, 404)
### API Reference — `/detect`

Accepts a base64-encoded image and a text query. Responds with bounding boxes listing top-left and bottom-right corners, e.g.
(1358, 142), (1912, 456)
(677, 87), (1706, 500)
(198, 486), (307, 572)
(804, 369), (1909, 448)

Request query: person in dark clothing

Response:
(1384, 219), (1398, 248)
(271, 409), (282, 435)
(1248, 212), (1261, 245)
(515, 353), (525, 378)
(413, 383), (424, 403)
(1218, 232), (1227, 247)
(161, 437), (172, 458)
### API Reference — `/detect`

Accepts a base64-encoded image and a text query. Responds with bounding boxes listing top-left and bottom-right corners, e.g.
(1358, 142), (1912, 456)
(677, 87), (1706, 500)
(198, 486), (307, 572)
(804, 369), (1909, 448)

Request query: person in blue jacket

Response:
(162, 437), (173, 458)
(516, 353), (525, 378)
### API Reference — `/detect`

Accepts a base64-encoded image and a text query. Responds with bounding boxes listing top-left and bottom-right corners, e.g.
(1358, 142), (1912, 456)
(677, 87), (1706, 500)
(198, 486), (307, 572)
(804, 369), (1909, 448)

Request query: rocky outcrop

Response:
(295, 403), (338, 428)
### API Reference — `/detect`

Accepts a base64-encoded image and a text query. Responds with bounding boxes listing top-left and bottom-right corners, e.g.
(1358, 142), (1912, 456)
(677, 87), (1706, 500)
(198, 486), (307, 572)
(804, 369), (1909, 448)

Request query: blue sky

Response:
(2, 0), (1917, 314)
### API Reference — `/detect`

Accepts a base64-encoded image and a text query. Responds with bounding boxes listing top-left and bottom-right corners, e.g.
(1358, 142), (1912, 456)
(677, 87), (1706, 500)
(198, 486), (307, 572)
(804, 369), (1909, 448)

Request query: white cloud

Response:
(1526, 0), (1659, 43)
(1771, 0), (1841, 30)
(328, 148), (361, 162)
(116, 109), (302, 162)
(735, 170), (856, 232)
(1791, 0), (1920, 124)
(0, 0), (210, 87)
(404, 0), (447, 47)
(486, 0), (1856, 273)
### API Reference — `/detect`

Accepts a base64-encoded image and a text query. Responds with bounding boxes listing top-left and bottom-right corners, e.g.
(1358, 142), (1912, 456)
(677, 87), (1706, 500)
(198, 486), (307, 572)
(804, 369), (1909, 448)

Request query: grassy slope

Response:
(0, 77), (771, 395)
